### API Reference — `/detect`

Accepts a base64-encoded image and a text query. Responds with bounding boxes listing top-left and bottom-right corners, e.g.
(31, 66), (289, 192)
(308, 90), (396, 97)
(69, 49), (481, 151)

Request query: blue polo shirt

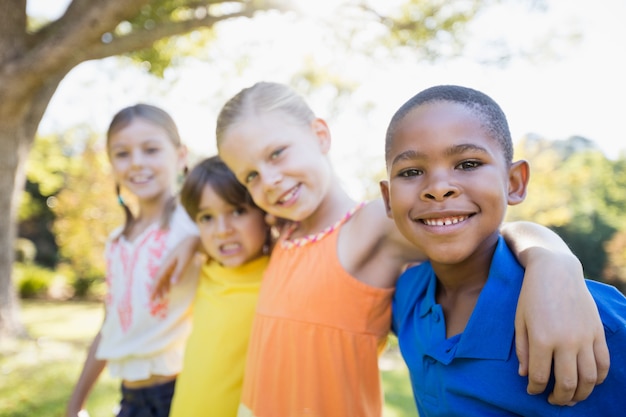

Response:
(392, 236), (626, 416)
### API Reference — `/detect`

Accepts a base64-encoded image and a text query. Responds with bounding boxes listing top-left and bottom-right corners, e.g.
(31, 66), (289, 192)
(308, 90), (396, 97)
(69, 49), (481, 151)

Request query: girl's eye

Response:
(145, 147), (160, 154)
(196, 213), (212, 224)
(398, 168), (423, 177)
(113, 151), (129, 159)
(457, 160), (482, 170)
(270, 147), (284, 160)
(245, 172), (258, 184)
(233, 207), (247, 217)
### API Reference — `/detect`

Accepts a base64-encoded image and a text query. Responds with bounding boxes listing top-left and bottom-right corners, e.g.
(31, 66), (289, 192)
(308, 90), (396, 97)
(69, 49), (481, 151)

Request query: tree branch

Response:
(81, 9), (260, 62)
(3, 0), (282, 89)
(30, 0), (150, 46)
(3, 1), (150, 80)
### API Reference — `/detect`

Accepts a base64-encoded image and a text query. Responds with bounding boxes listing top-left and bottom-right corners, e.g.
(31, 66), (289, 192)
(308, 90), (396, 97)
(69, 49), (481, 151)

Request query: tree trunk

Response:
(0, 75), (64, 340)
(0, 125), (26, 339)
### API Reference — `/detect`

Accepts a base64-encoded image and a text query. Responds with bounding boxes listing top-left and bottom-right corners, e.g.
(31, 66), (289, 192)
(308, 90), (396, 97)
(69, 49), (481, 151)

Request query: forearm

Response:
(66, 332), (107, 416)
(501, 220), (582, 274)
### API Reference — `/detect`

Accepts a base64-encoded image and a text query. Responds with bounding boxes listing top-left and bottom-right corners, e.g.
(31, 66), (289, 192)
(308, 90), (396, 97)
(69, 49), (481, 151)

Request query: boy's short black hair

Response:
(385, 85), (513, 164)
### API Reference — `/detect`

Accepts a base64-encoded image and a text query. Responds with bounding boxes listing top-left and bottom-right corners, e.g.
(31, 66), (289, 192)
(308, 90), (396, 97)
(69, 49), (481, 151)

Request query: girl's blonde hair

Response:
(216, 82), (316, 147)
(107, 103), (183, 238)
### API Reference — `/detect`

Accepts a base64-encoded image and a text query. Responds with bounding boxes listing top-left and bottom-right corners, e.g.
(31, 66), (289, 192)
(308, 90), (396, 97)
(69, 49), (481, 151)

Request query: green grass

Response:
(0, 300), (118, 417)
(0, 300), (418, 417)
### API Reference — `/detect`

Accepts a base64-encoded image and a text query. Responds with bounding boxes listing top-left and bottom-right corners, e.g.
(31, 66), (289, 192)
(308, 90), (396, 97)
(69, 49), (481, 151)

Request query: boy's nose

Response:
(421, 173), (459, 201)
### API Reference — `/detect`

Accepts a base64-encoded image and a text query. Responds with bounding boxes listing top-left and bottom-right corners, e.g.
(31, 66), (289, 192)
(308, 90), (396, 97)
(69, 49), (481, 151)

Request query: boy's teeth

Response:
(423, 216), (468, 226)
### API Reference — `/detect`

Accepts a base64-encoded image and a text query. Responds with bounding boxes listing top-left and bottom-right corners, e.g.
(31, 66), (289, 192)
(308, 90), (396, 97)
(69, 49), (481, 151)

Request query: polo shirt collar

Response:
(421, 236), (525, 361)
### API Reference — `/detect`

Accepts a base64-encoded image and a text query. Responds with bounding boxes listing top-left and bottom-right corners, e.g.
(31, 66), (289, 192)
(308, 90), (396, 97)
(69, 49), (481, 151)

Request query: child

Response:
(66, 104), (199, 417)
(166, 156), (270, 417)
(211, 82), (607, 417)
(383, 84), (626, 416)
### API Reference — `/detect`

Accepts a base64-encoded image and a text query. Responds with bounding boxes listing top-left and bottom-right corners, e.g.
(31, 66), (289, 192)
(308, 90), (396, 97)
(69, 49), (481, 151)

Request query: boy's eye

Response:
(145, 147), (160, 154)
(398, 168), (423, 177)
(113, 151), (129, 159)
(457, 160), (481, 170)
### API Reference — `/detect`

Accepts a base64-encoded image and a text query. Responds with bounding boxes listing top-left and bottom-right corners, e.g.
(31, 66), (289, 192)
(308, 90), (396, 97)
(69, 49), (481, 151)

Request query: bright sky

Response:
(30, 0), (626, 196)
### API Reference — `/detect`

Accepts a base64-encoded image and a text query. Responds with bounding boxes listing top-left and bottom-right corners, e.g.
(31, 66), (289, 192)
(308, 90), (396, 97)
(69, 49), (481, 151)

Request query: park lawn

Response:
(0, 300), (118, 417)
(0, 300), (418, 417)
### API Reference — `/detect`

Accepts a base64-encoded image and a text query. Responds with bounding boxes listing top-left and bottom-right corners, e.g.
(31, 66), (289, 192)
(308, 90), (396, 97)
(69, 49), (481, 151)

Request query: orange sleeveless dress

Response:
(238, 205), (394, 417)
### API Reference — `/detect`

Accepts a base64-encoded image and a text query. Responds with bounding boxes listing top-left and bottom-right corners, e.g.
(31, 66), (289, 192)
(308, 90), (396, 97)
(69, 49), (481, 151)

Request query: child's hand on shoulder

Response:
(151, 236), (202, 300)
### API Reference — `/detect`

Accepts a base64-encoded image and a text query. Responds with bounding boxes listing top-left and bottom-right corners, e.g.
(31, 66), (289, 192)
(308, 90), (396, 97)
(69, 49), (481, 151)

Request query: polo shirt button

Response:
(432, 311), (440, 322)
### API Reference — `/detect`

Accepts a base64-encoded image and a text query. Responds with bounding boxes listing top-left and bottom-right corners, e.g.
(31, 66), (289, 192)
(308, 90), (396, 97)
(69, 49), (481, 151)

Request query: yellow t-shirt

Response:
(170, 256), (268, 417)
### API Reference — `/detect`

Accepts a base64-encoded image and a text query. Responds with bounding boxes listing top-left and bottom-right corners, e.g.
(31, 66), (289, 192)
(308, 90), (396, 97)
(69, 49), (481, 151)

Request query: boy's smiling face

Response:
(380, 100), (528, 265)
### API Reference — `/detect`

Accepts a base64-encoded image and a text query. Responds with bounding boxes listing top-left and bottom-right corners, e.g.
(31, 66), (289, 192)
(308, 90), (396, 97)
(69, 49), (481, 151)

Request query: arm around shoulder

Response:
(501, 221), (610, 406)
(152, 235), (201, 300)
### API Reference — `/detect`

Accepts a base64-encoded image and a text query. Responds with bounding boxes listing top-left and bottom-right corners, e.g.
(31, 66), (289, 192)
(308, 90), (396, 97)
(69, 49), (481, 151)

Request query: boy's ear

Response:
(379, 180), (394, 219)
(507, 160), (529, 206)
(311, 118), (331, 154)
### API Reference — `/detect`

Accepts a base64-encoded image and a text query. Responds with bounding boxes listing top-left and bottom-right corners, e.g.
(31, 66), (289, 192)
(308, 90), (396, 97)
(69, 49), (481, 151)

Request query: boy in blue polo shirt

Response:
(380, 84), (626, 416)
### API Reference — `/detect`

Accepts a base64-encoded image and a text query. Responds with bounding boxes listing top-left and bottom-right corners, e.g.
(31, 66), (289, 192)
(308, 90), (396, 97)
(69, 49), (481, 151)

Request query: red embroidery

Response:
(117, 242), (134, 332)
(108, 229), (171, 333)
(146, 229), (169, 319)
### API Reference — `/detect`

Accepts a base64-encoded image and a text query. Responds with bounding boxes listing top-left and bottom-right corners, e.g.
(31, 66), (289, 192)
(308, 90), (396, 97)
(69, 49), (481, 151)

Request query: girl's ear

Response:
(507, 160), (530, 206)
(177, 144), (189, 171)
(311, 118), (331, 154)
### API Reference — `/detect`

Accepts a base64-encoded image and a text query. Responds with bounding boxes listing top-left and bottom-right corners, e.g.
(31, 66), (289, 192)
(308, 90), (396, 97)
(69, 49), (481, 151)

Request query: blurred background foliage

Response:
(507, 135), (626, 290)
(14, 127), (626, 300)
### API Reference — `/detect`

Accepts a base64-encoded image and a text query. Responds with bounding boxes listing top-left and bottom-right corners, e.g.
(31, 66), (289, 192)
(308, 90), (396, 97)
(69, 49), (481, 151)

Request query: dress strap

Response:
(281, 202), (367, 249)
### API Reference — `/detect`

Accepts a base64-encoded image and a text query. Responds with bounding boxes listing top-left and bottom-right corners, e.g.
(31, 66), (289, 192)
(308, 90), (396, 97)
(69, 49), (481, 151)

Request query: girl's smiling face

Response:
(218, 111), (333, 223)
(381, 101), (528, 266)
(108, 118), (185, 204)
(195, 183), (267, 267)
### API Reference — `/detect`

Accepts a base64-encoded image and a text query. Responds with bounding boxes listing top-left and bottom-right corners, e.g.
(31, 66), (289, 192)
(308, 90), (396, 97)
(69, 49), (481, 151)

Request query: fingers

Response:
(515, 319), (529, 377)
(264, 213), (278, 226)
(193, 251), (208, 268)
(546, 296), (609, 404)
(151, 278), (170, 300)
(151, 259), (177, 300)
(547, 348), (578, 405)
(168, 257), (187, 285)
(525, 336), (610, 405)
(515, 308), (557, 397)
(593, 333), (610, 385)
(525, 339), (553, 396)
(557, 345), (597, 404)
